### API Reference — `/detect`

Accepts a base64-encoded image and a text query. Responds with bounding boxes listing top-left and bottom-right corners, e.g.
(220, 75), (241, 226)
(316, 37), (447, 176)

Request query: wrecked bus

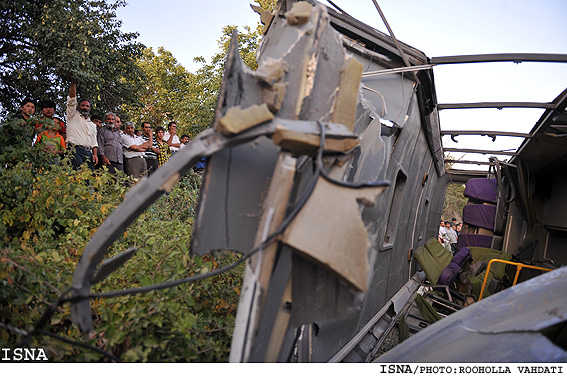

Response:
(70, 0), (567, 361)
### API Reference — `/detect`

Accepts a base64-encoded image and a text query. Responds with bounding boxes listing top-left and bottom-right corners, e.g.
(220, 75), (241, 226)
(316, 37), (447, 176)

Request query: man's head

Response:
(78, 98), (91, 116)
(444, 221), (451, 228)
(92, 114), (103, 128)
(115, 116), (122, 130)
(167, 121), (177, 132)
(142, 121), (152, 135)
(103, 112), (116, 128)
(155, 126), (165, 139)
(20, 98), (36, 118)
(40, 100), (56, 118)
(124, 121), (135, 136)
(180, 134), (190, 144)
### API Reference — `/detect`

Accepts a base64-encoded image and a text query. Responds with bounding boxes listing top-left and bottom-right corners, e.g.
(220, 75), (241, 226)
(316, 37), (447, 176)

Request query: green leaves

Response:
(0, 0), (281, 361)
(120, 13), (266, 138)
(0, 0), (145, 116)
(0, 163), (244, 361)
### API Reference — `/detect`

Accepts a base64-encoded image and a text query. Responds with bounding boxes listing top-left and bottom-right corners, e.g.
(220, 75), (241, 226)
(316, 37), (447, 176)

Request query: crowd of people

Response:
(15, 80), (196, 179)
(439, 218), (462, 254)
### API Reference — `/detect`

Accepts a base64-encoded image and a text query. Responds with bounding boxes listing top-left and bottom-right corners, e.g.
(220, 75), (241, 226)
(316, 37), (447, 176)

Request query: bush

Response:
(0, 121), (243, 361)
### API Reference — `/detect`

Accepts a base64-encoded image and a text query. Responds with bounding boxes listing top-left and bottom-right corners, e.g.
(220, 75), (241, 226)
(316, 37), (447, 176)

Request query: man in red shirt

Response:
(39, 99), (66, 140)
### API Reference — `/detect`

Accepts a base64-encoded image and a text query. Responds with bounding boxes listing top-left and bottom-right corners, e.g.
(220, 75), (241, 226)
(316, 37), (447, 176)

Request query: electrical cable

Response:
(316, 121), (390, 189)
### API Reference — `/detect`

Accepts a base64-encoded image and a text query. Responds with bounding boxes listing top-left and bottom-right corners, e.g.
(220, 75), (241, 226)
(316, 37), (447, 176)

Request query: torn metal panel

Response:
(346, 118), (388, 183)
(291, 252), (357, 327)
(281, 176), (386, 291)
(229, 153), (297, 362)
(248, 247), (292, 362)
(191, 136), (280, 255)
(360, 70), (416, 128)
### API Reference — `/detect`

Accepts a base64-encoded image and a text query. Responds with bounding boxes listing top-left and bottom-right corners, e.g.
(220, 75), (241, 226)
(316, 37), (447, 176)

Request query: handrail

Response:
(478, 259), (553, 300)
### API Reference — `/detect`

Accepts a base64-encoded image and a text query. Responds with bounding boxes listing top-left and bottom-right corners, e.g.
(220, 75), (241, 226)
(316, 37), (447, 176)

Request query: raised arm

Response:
(69, 79), (77, 98)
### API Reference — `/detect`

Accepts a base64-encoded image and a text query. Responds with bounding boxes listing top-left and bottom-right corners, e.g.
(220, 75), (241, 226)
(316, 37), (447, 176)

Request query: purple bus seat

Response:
(438, 247), (471, 287)
(462, 204), (496, 231)
(463, 178), (498, 204)
(457, 233), (493, 250)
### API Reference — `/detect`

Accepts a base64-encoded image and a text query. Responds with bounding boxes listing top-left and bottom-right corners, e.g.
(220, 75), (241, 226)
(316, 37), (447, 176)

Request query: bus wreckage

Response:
(70, 0), (567, 362)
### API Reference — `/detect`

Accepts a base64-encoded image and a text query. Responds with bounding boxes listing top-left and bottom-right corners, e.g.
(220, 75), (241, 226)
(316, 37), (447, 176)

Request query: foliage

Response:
(119, 47), (197, 136)
(0, 139), (243, 361)
(441, 154), (467, 222)
(0, 0), (145, 118)
(442, 183), (467, 223)
(0, 116), (50, 170)
(120, 0), (272, 138)
(0, 0), (283, 362)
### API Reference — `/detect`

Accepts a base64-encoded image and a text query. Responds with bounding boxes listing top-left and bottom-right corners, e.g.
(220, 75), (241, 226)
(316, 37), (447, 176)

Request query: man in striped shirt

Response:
(141, 121), (160, 175)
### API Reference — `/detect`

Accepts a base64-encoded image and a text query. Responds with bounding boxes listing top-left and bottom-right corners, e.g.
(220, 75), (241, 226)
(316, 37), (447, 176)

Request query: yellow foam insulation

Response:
(250, 4), (274, 34)
(263, 82), (287, 113)
(272, 127), (359, 154)
(281, 177), (386, 291)
(332, 56), (363, 131)
(217, 103), (275, 136)
(284, 1), (313, 26)
(256, 59), (288, 86)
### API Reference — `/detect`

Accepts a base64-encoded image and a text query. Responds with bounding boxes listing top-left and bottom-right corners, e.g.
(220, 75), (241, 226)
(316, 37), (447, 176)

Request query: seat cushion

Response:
(457, 233), (494, 250)
(414, 238), (453, 284)
(464, 178), (498, 204)
(463, 204), (497, 231)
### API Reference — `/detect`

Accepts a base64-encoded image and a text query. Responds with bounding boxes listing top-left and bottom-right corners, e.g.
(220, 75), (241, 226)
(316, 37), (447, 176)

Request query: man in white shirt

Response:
(446, 222), (459, 253)
(122, 121), (150, 179)
(66, 79), (98, 170)
(164, 121), (181, 154)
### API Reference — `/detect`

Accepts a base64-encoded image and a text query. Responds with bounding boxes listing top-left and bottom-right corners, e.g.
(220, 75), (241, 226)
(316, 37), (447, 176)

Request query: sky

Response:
(116, 0), (567, 167)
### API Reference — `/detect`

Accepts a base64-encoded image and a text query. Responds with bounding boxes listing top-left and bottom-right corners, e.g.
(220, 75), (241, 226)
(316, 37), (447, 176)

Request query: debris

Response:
(217, 103), (275, 136)
(284, 2), (313, 26)
(263, 82), (287, 113)
(272, 126), (359, 154)
(332, 56), (363, 131)
(250, 4), (274, 34)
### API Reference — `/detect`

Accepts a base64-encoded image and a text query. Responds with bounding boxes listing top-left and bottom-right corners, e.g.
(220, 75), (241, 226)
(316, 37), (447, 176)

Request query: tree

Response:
(0, 0), (145, 118)
(121, 25), (265, 138)
(120, 47), (195, 133)
(443, 183), (467, 223)
(187, 0), (276, 133)
(187, 24), (263, 135)
(119, 0), (277, 137)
